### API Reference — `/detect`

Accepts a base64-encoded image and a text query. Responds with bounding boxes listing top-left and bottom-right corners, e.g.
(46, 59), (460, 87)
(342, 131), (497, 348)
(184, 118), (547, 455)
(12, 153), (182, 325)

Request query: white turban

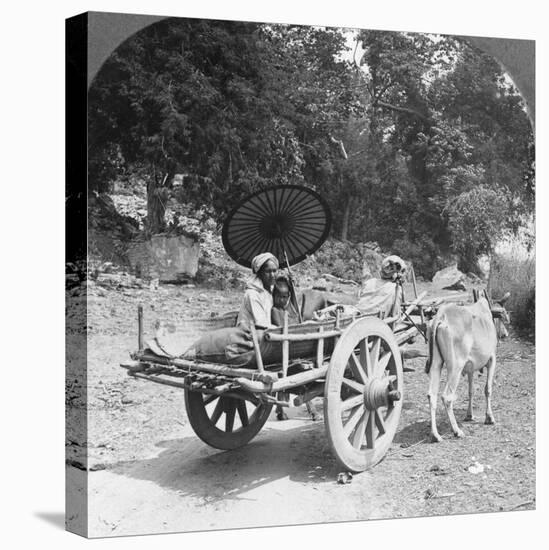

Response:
(380, 255), (406, 280)
(251, 252), (279, 274)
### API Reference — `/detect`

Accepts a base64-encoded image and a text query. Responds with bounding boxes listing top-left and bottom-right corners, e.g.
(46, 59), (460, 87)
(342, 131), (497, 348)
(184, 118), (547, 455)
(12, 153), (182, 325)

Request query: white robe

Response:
(357, 278), (402, 318)
(237, 276), (275, 329)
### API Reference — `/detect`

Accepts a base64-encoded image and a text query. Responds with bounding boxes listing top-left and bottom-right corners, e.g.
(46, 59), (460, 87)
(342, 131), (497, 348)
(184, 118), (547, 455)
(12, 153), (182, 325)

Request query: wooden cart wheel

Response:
(324, 317), (403, 472)
(184, 390), (273, 450)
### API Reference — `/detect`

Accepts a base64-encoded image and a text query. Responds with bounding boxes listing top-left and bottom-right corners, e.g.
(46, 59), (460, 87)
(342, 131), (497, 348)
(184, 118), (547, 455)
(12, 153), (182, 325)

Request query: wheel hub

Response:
(363, 376), (400, 410)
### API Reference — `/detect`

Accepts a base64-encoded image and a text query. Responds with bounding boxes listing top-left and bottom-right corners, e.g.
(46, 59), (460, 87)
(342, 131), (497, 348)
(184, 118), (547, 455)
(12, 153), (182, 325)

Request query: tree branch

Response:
(329, 136), (348, 159)
(374, 99), (429, 122)
(352, 39), (361, 70)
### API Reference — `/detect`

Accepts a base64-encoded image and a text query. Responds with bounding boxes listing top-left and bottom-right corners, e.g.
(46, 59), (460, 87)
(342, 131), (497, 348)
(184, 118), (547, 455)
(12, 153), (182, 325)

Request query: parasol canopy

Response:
(222, 185), (332, 268)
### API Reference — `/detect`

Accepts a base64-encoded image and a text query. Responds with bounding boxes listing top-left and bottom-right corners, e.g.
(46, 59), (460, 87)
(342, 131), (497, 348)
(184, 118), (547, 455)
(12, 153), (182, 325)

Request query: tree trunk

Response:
(146, 168), (168, 234)
(340, 191), (352, 241)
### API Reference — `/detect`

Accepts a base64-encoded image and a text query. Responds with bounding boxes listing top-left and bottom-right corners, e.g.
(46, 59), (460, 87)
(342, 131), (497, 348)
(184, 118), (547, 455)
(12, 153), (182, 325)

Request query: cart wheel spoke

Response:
(203, 394), (218, 406)
(186, 391), (273, 451)
(370, 337), (381, 375)
(341, 377), (364, 394)
(225, 401), (236, 432)
(237, 400), (249, 427)
(349, 352), (367, 383)
(375, 351), (391, 377)
(343, 405), (365, 439)
(352, 410), (368, 449)
(210, 398), (224, 425)
(365, 410), (376, 449)
(243, 394), (260, 406)
(375, 410), (386, 435)
(341, 394), (364, 412)
(325, 317), (404, 472)
(360, 339), (372, 378)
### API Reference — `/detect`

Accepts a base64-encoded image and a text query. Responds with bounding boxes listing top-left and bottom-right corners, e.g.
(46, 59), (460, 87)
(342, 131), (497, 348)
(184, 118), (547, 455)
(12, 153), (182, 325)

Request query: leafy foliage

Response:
(445, 186), (509, 272)
(88, 20), (534, 276)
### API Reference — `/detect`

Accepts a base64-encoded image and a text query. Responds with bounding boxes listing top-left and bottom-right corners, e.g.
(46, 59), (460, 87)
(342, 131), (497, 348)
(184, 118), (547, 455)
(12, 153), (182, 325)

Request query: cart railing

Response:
(122, 287), (430, 402)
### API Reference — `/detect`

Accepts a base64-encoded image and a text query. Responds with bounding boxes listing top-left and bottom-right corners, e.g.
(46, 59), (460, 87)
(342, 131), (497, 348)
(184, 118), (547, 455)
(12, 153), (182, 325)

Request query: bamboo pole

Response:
(411, 265), (425, 329)
(137, 305), (144, 351)
(250, 325), (265, 373)
(316, 325), (324, 369)
(282, 311), (289, 377)
(237, 365), (329, 393)
(411, 264), (419, 299)
(283, 249), (303, 323)
(130, 352), (278, 380)
(265, 329), (342, 342)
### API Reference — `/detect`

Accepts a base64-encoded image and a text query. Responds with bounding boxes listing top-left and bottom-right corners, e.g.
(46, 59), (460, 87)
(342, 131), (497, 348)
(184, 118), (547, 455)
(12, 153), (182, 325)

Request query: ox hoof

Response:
(484, 416), (495, 425)
(454, 429), (465, 438)
(310, 414), (319, 422)
(276, 412), (289, 421)
(463, 415), (474, 422)
(430, 433), (443, 443)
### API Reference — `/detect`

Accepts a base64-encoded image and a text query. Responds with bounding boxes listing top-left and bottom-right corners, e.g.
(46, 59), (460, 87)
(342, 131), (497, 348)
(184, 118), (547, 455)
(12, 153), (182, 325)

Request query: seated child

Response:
(271, 276), (300, 327)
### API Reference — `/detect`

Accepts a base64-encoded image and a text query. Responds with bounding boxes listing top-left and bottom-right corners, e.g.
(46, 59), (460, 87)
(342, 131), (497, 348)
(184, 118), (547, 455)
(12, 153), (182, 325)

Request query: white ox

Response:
(425, 293), (510, 442)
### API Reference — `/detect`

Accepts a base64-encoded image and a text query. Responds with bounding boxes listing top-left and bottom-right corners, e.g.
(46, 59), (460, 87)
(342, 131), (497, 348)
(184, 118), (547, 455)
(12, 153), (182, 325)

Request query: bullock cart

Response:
(120, 185), (434, 472)
(121, 287), (430, 473)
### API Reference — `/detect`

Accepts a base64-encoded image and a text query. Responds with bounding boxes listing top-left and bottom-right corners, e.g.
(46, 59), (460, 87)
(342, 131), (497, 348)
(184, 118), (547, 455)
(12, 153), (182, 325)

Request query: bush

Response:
(195, 259), (246, 290)
(489, 250), (535, 339)
(392, 236), (437, 280)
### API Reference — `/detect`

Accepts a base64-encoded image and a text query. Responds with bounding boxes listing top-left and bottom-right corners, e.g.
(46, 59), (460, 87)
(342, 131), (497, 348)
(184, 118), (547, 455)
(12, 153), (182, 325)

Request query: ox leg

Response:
(428, 363), (443, 443)
(484, 355), (496, 425)
(276, 405), (288, 421)
(441, 366), (465, 438)
(464, 372), (474, 421)
(305, 401), (318, 421)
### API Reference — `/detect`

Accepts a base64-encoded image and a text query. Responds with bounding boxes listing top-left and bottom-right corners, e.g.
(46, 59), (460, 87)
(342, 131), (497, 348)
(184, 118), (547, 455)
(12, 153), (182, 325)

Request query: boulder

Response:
(126, 233), (200, 282)
(432, 264), (467, 290)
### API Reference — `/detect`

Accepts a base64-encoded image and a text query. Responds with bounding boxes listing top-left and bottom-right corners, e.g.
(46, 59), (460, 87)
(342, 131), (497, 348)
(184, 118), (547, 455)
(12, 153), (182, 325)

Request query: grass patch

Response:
(490, 248), (535, 340)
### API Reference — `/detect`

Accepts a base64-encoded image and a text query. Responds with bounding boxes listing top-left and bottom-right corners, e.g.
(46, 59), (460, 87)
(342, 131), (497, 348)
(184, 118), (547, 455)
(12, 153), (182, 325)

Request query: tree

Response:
(88, 21), (533, 276)
(446, 186), (509, 273)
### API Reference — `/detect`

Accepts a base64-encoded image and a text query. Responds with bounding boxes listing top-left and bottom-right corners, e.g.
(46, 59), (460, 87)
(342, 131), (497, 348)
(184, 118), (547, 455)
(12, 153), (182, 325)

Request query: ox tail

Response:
(425, 320), (440, 374)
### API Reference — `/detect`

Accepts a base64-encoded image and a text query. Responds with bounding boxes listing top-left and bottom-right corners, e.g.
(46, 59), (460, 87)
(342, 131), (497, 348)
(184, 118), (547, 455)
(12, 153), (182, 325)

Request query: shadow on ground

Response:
(106, 417), (340, 505)
(34, 512), (65, 530)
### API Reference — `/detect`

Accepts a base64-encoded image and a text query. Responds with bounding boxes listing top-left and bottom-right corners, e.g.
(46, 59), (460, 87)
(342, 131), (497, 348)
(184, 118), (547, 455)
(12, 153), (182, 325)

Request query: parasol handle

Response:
(283, 249), (303, 323)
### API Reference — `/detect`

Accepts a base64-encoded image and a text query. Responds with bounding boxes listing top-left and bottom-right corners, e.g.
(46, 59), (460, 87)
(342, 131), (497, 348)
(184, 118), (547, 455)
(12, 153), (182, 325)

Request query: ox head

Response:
(492, 292), (511, 339)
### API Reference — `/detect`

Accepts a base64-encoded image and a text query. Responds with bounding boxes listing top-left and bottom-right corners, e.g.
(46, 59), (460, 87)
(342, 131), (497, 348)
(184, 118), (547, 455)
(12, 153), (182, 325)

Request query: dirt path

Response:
(66, 282), (535, 537)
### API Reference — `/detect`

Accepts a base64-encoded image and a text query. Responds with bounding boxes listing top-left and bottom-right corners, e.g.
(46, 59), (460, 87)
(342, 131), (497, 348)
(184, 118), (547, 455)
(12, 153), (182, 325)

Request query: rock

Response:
(432, 264), (466, 290)
(467, 461), (485, 474)
(444, 280), (467, 291)
(336, 472), (353, 484)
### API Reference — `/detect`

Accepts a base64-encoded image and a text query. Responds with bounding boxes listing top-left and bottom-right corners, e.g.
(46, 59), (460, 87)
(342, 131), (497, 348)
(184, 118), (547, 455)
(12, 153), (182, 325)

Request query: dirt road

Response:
(66, 282), (535, 537)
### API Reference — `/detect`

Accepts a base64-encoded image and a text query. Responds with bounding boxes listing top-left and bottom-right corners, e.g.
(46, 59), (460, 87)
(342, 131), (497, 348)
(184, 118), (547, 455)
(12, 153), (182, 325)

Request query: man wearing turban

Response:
(237, 252), (280, 329)
(357, 255), (407, 317)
